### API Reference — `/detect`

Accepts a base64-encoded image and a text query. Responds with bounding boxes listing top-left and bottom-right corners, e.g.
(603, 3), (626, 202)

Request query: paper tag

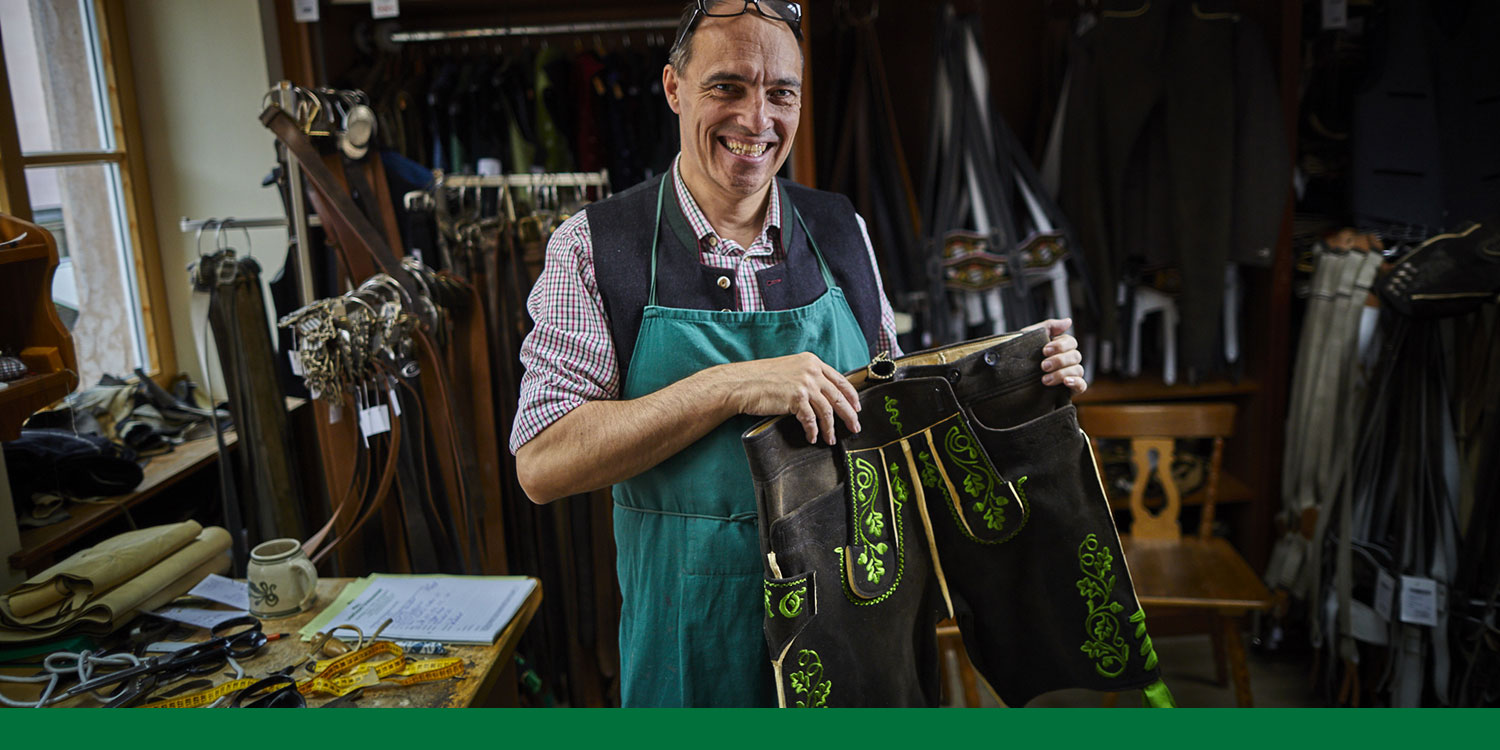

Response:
(294, 0), (319, 22)
(388, 387), (402, 416)
(1399, 576), (1438, 627)
(1321, 0), (1347, 30)
(371, 0), (399, 19)
(327, 402), (341, 423)
(1375, 568), (1396, 621)
(288, 350), (304, 376)
(188, 573), (251, 610)
(360, 404), (390, 437)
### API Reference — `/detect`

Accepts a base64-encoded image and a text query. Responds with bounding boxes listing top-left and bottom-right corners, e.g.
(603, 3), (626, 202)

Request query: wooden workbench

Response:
(0, 576), (543, 708)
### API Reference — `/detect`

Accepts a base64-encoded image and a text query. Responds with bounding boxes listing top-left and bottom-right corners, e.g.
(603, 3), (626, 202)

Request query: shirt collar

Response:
(671, 154), (782, 253)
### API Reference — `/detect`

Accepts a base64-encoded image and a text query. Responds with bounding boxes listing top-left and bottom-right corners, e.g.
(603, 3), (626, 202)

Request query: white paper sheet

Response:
(187, 573), (251, 610)
(320, 576), (536, 644)
(153, 605), (249, 630)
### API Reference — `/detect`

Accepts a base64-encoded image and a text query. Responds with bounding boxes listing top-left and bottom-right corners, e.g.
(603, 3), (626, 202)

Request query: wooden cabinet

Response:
(0, 214), (78, 442)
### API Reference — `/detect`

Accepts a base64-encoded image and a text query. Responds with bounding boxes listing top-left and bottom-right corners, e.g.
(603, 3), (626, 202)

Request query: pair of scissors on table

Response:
(50, 616), (269, 707)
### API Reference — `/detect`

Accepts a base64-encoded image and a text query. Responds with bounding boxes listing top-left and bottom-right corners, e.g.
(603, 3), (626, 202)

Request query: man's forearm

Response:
(515, 366), (738, 503)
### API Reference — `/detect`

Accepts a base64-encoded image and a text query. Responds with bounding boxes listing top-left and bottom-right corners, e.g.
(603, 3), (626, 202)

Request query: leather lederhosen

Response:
(744, 330), (1171, 707)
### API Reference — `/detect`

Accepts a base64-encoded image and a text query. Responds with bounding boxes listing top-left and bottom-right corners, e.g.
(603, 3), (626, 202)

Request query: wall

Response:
(124, 0), (283, 392)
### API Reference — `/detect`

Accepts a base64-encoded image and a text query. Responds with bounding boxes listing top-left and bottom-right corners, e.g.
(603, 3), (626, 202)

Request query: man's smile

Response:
(720, 136), (771, 158)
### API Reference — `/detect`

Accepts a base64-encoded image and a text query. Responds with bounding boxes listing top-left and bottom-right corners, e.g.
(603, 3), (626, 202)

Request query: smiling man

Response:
(509, 0), (1086, 707)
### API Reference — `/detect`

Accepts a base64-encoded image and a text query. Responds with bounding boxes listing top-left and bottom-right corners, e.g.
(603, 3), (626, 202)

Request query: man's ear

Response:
(663, 64), (682, 114)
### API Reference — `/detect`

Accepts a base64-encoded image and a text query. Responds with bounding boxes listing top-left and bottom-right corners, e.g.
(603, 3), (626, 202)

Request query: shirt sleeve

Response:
(855, 212), (905, 358)
(509, 210), (620, 453)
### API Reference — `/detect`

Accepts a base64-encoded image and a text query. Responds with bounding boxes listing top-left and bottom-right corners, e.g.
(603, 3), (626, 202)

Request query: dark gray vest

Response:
(589, 175), (884, 384)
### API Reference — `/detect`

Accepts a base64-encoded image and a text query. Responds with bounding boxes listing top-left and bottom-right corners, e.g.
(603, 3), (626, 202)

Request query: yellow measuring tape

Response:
(140, 641), (465, 707)
(140, 678), (260, 709)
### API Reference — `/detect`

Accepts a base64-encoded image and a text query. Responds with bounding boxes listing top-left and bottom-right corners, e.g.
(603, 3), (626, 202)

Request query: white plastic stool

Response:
(1127, 286), (1178, 386)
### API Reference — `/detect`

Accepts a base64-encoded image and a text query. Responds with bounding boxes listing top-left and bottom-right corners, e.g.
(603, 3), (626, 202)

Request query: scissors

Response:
(51, 616), (269, 707)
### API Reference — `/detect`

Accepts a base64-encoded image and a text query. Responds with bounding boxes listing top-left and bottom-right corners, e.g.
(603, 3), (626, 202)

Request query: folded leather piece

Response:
(0, 524), (231, 643)
(2, 521), (202, 624)
(745, 330), (1167, 706)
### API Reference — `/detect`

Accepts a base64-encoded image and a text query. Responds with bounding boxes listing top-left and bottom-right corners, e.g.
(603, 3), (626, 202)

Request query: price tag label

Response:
(1399, 576), (1438, 627)
(360, 404), (391, 437)
(1375, 568), (1395, 622)
(288, 350), (304, 376)
(388, 387), (402, 416)
(372, 0), (399, 19)
(294, 0), (319, 23)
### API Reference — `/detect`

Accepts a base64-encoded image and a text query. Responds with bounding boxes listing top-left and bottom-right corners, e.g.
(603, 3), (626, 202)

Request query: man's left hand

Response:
(1024, 317), (1087, 395)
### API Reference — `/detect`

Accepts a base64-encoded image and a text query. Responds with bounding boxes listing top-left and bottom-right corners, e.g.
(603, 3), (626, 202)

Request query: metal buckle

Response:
(866, 351), (896, 381)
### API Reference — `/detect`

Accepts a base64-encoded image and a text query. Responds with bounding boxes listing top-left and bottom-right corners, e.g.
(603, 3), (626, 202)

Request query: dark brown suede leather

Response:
(744, 330), (1165, 707)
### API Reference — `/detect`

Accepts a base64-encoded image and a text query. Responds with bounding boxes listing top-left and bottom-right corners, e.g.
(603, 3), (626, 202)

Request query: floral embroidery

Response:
(788, 649), (831, 707)
(884, 396), (903, 433)
(1076, 533), (1128, 678)
(849, 455), (889, 584)
(917, 450), (940, 490)
(779, 587), (806, 618)
(890, 462), (910, 504)
(944, 424), (1009, 533)
(1131, 609), (1160, 671)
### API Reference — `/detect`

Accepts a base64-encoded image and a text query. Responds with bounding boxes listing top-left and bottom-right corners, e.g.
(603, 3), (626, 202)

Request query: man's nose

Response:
(732, 89), (774, 134)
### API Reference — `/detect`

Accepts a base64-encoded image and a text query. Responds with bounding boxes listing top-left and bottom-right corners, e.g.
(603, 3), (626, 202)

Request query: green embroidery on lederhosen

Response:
(788, 649), (831, 707)
(943, 424), (1010, 533)
(835, 450), (907, 606)
(890, 462), (910, 504)
(1076, 533), (1129, 678)
(884, 395), (903, 433)
(778, 587), (806, 618)
(848, 455), (888, 583)
(1130, 609), (1160, 670)
(765, 587), (773, 618)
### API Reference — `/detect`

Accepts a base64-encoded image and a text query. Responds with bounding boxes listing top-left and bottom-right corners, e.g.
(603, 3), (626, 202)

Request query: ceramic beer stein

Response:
(247, 538), (318, 618)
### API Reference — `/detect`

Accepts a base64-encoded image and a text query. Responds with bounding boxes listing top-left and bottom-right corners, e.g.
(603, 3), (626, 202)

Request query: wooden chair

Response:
(1076, 402), (1273, 707)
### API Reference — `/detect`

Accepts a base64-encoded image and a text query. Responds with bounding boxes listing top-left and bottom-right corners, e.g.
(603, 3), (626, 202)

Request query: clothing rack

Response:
(386, 18), (679, 44)
(178, 216), (323, 232)
(434, 170), (612, 190)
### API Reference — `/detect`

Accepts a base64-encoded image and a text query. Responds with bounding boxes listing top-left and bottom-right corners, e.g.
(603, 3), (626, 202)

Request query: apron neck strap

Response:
(648, 176), (839, 307)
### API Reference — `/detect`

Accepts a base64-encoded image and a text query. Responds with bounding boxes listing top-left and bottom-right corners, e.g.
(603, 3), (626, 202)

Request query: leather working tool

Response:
(45, 615), (268, 707)
(744, 330), (1172, 707)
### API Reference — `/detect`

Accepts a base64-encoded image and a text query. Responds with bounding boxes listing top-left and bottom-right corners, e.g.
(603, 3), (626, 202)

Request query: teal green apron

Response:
(613, 179), (870, 707)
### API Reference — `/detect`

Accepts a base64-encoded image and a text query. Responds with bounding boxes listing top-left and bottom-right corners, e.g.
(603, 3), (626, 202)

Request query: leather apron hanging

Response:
(612, 179), (870, 707)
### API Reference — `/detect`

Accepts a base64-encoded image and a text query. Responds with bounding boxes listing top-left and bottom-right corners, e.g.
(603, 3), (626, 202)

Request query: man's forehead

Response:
(691, 12), (802, 68)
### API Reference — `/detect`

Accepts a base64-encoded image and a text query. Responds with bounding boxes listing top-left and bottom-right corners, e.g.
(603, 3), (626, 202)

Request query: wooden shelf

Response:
(1076, 374), (1260, 404)
(0, 241), (47, 264)
(9, 398), (303, 573)
(1105, 471), (1254, 512)
(0, 371), (79, 441)
(9, 431), (235, 573)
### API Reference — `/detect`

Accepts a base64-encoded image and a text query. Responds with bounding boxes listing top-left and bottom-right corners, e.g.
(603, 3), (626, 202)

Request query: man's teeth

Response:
(725, 140), (767, 157)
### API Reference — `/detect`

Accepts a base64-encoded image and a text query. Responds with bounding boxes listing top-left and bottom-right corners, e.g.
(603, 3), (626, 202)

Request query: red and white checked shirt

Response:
(509, 156), (903, 453)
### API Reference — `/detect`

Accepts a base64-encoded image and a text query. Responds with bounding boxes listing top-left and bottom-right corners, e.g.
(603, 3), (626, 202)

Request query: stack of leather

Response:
(0, 521), (230, 643)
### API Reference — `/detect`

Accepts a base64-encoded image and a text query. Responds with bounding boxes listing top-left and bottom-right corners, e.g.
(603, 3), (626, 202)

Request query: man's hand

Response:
(1024, 317), (1087, 395)
(710, 353), (862, 445)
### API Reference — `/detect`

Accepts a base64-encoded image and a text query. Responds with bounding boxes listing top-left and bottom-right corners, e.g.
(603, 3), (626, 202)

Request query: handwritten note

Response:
(313, 576), (535, 644)
(188, 574), (251, 610)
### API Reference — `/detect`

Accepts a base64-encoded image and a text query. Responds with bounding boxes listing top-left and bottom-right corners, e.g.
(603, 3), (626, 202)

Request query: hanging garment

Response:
(744, 330), (1172, 707)
(1059, 0), (1289, 378)
(1351, 0), (1500, 237)
(587, 176), (871, 707)
(190, 249), (307, 572)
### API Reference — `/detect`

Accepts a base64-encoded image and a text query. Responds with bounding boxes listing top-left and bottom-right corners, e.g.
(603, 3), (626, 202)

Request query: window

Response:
(0, 0), (173, 386)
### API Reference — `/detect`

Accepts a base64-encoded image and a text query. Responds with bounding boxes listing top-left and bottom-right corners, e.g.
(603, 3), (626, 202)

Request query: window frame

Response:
(0, 0), (176, 382)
